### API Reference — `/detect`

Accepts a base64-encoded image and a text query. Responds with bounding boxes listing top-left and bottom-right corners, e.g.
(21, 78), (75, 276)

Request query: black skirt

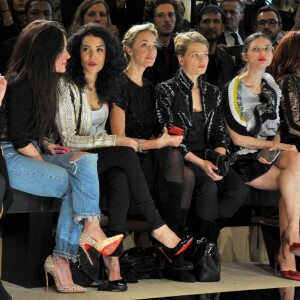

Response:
(231, 152), (273, 183)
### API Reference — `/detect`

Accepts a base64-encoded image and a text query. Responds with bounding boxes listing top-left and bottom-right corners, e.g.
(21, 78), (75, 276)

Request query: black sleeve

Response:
(7, 79), (35, 149)
(209, 87), (227, 149)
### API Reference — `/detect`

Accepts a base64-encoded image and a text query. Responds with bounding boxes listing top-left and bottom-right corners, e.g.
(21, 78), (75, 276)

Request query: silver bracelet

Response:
(138, 139), (144, 153)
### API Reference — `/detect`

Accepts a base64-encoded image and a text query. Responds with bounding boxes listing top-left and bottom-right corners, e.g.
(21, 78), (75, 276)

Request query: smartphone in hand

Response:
(54, 149), (70, 154)
(257, 149), (281, 162)
(168, 126), (184, 136)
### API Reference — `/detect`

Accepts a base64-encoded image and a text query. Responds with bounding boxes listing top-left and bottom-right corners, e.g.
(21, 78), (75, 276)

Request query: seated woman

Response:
(156, 31), (248, 244)
(0, 74), (12, 300)
(271, 31), (300, 150)
(0, 20), (123, 294)
(110, 22), (195, 280)
(222, 32), (300, 281)
(68, 0), (118, 37)
(110, 22), (194, 239)
(55, 23), (193, 290)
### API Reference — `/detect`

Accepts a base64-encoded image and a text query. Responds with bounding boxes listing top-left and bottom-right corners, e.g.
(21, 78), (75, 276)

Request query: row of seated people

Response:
(1, 2), (300, 297)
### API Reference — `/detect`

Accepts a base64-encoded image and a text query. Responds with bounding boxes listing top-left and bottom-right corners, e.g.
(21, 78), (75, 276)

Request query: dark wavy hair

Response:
(272, 31), (300, 82)
(66, 24), (126, 103)
(143, 0), (182, 31)
(6, 20), (66, 137)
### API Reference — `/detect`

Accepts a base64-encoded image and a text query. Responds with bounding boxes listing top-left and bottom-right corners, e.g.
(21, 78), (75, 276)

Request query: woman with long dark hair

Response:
(56, 23), (193, 290)
(0, 20), (123, 293)
(223, 32), (300, 281)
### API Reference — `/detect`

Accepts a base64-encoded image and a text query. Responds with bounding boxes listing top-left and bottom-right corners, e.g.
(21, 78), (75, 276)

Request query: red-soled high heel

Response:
(274, 251), (300, 281)
(281, 230), (300, 257)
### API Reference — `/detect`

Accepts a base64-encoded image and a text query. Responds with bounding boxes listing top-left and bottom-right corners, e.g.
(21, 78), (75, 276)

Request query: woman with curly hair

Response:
(55, 23), (193, 291)
(68, 0), (118, 37)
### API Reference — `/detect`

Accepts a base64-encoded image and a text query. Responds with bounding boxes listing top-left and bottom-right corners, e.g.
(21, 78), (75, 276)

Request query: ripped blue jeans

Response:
(1, 141), (100, 261)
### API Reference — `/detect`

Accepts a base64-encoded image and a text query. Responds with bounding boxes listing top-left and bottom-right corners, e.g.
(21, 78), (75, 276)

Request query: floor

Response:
(1, 225), (288, 299)
(4, 262), (300, 300)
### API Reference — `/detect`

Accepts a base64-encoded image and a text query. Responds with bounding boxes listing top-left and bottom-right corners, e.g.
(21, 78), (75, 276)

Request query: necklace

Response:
(85, 86), (101, 106)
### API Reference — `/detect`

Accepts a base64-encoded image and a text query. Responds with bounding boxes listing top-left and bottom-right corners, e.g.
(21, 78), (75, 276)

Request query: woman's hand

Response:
(201, 160), (224, 181)
(116, 136), (138, 152)
(0, 75), (7, 105)
(157, 127), (183, 148)
(44, 143), (73, 155)
(193, 158), (223, 181)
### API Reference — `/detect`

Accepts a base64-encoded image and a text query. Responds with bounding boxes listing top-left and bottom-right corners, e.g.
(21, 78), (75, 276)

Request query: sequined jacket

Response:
(155, 70), (227, 156)
(56, 77), (116, 150)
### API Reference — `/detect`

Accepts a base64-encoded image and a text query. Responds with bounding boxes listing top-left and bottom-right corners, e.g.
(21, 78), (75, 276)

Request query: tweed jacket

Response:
(56, 77), (116, 150)
(155, 70), (227, 156)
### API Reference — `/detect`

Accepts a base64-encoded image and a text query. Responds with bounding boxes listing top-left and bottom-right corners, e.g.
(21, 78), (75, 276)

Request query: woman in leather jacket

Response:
(156, 31), (248, 244)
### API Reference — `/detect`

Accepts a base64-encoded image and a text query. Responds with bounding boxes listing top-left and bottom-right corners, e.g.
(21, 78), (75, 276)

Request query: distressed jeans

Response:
(1, 141), (100, 261)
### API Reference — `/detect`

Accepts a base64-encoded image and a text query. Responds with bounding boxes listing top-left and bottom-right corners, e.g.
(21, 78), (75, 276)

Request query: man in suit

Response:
(219, 0), (245, 70)
(219, 0), (245, 47)
(143, 0), (181, 84)
(196, 5), (236, 91)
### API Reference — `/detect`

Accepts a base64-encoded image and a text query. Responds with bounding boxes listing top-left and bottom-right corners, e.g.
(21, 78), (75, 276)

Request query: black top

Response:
(185, 112), (206, 155)
(2, 77), (37, 148)
(113, 72), (161, 139)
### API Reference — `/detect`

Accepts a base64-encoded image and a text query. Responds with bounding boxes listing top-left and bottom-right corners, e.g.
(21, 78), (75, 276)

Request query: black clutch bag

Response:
(204, 149), (230, 176)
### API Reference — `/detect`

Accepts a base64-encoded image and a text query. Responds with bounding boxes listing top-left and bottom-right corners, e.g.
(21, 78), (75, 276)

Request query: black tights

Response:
(155, 148), (195, 235)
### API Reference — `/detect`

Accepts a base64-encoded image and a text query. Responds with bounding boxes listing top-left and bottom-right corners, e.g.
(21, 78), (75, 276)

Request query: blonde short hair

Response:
(174, 31), (208, 56)
(122, 23), (158, 60)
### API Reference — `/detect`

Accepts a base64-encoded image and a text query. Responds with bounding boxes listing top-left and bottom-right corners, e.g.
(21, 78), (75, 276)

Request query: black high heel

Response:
(155, 235), (193, 264)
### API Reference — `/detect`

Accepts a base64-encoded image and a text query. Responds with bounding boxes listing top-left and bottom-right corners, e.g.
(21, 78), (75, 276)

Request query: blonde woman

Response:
(110, 23), (195, 280)
(156, 31), (248, 249)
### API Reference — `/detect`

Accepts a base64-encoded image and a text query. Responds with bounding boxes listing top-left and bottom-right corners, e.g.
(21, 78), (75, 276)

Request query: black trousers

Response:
(87, 147), (165, 233)
(186, 164), (249, 221)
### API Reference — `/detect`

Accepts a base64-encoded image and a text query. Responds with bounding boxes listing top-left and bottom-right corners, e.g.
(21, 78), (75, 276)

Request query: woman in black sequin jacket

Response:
(156, 31), (248, 245)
